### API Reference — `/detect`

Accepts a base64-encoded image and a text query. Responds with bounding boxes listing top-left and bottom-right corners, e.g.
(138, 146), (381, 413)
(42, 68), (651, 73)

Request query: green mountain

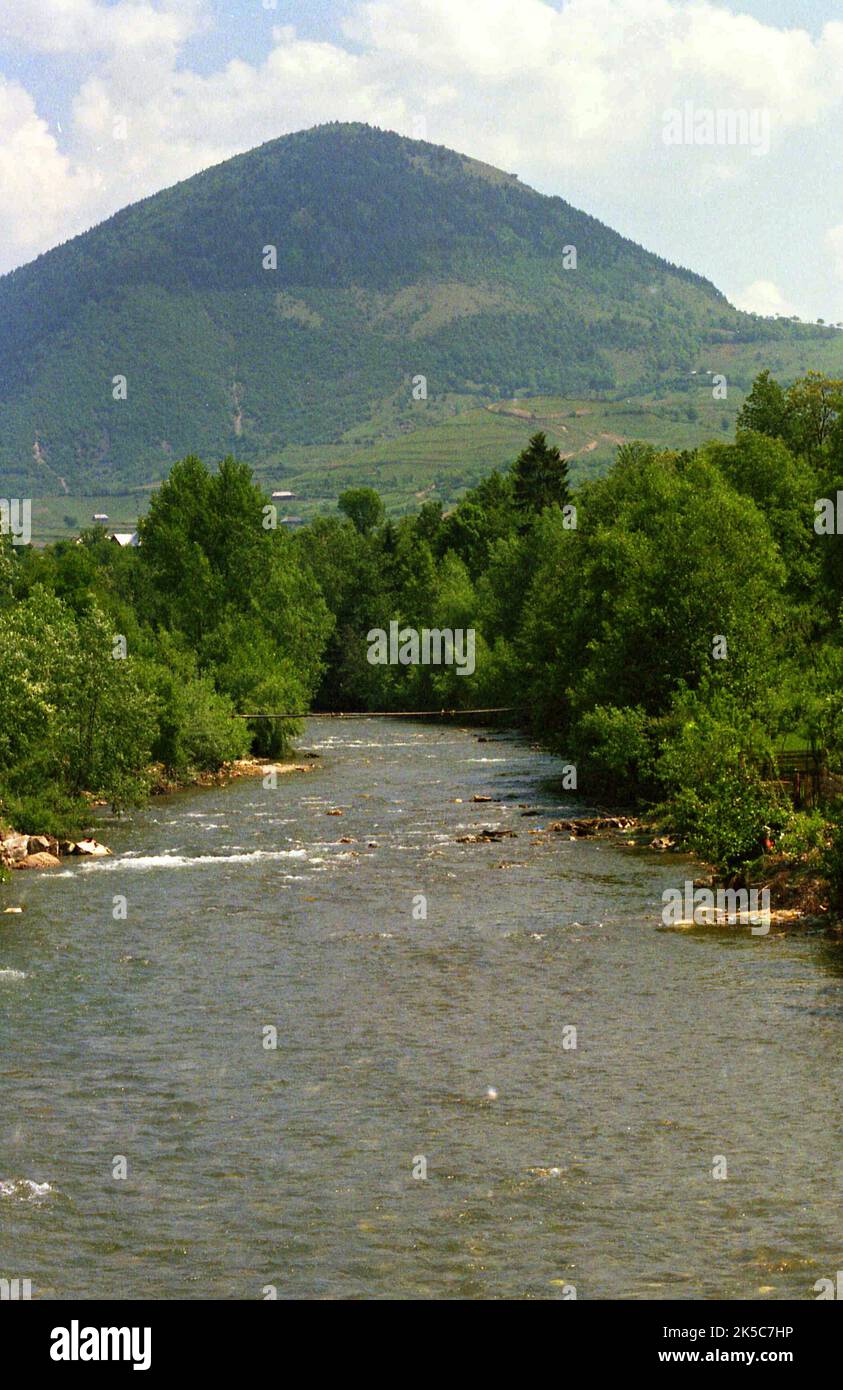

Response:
(1, 121), (841, 502)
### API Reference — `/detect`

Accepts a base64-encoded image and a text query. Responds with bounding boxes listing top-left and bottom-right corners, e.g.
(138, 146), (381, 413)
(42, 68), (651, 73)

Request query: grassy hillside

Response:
(3, 120), (842, 516)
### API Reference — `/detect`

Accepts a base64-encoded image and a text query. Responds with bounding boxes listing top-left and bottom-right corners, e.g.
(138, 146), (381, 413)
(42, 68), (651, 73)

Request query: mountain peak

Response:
(0, 123), (833, 500)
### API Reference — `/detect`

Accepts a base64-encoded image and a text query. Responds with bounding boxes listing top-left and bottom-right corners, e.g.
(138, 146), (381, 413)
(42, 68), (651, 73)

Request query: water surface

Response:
(1, 720), (841, 1298)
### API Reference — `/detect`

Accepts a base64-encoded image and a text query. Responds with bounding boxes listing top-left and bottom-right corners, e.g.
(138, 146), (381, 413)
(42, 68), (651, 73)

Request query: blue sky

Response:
(1, 0), (841, 323)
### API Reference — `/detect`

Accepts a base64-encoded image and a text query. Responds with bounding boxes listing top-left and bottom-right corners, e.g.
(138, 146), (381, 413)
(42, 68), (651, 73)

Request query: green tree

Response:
(510, 432), (570, 518)
(785, 372), (843, 458)
(0, 535), (15, 605)
(520, 445), (788, 738)
(702, 433), (819, 599)
(338, 487), (386, 535)
(139, 455), (332, 728)
(736, 369), (790, 442)
(656, 683), (788, 866)
(0, 590), (158, 825)
(440, 470), (515, 576)
(142, 633), (250, 775)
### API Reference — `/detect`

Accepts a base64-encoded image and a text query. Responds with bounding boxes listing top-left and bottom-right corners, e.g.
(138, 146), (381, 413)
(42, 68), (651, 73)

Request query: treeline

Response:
(3, 369), (843, 877)
(0, 457), (330, 837)
(300, 371), (843, 869)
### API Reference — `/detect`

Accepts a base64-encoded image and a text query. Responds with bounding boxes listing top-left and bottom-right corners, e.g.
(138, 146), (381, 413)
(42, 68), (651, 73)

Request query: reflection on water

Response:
(1, 720), (841, 1299)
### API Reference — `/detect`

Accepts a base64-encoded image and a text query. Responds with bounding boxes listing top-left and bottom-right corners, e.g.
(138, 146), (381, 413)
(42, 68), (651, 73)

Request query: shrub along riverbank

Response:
(4, 370), (843, 911)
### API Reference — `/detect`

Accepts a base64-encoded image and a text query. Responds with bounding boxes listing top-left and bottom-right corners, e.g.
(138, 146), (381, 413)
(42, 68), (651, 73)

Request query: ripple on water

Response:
(77, 849), (311, 871)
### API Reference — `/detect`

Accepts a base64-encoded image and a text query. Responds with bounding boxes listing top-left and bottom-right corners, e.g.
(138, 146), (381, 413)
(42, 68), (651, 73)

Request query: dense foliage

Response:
(4, 372), (843, 875)
(0, 457), (329, 834)
(295, 382), (843, 868)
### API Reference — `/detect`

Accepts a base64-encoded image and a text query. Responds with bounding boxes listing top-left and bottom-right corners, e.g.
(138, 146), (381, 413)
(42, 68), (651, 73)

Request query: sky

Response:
(1, 0), (842, 322)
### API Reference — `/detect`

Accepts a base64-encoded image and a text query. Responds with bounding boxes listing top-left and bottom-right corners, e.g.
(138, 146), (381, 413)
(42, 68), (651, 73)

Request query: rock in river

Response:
(16, 852), (62, 870)
(27, 834), (60, 857)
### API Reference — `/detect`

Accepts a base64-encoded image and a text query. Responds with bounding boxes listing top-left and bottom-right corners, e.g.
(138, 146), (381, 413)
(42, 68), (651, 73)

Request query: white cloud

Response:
(0, 78), (99, 260)
(730, 279), (799, 319)
(678, 3), (826, 122)
(1, 0), (843, 275)
(0, 0), (200, 56)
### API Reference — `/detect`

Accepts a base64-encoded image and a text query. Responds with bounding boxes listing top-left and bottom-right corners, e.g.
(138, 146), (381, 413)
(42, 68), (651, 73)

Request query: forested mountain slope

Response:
(2, 122), (838, 495)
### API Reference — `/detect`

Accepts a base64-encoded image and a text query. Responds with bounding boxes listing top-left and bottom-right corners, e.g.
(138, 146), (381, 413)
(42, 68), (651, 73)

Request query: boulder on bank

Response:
(71, 839), (112, 857)
(27, 834), (60, 857)
(0, 832), (30, 867)
(2, 831), (113, 866)
(15, 852), (62, 870)
(229, 758), (315, 779)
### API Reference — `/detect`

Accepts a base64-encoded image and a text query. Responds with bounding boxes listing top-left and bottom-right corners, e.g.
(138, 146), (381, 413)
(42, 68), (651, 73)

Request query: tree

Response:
(440, 470), (516, 575)
(736, 370), (790, 442)
(139, 455), (332, 728)
(519, 446), (788, 733)
(702, 433), (819, 599)
(296, 514), (392, 708)
(0, 535), (15, 606)
(785, 372), (843, 458)
(65, 607), (159, 807)
(142, 632), (250, 775)
(338, 487), (385, 535)
(510, 432), (570, 517)
(0, 591), (158, 823)
(656, 682), (788, 867)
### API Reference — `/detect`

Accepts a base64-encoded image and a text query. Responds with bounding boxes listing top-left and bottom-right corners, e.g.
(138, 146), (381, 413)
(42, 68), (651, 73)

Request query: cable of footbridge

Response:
(231, 706), (523, 719)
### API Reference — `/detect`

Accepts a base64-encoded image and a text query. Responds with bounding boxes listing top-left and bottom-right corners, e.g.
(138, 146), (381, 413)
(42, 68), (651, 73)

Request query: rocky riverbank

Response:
(455, 803), (842, 935)
(1, 757), (318, 874)
(0, 832), (111, 872)
(148, 755), (317, 795)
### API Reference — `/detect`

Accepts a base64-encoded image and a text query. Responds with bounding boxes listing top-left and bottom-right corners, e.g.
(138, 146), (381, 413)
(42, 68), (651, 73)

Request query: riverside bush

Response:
(776, 809), (827, 858)
(663, 771), (788, 867)
(570, 705), (656, 801)
(0, 788), (90, 840)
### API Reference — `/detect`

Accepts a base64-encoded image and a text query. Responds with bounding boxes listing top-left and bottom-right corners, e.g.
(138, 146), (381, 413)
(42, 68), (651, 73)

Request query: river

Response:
(1, 719), (841, 1299)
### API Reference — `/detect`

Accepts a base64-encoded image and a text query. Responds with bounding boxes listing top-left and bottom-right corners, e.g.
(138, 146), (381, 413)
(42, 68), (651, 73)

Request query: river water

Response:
(1, 719), (841, 1300)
